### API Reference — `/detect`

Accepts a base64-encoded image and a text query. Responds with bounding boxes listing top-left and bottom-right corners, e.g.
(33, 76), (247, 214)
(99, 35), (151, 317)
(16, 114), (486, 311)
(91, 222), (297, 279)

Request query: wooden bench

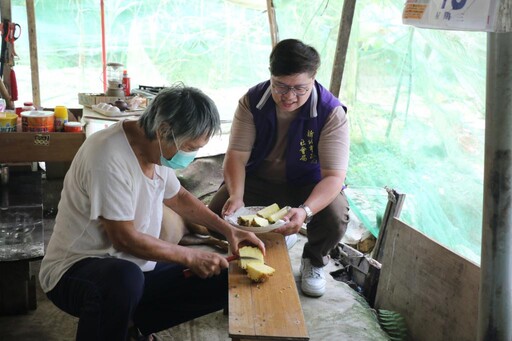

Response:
(228, 232), (309, 340)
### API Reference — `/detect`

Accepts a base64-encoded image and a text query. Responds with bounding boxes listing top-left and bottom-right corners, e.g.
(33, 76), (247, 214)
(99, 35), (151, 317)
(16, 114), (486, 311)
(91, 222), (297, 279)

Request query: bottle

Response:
(122, 70), (131, 97)
(54, 105), (68, 132)
(16, 115), (21, 132)
(22, 101), (35, 112)
(21, 102), (35, 132)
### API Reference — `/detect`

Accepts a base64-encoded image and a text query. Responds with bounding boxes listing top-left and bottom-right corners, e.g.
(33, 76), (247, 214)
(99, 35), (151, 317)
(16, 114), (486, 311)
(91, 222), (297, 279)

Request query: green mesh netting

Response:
(19, 0), (484, 264)
(275, 0), (485, 264)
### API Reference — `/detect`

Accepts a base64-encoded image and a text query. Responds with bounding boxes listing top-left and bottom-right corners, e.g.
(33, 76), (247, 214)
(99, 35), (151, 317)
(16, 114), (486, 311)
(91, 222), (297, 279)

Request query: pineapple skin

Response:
(238, 214), (257, 226)
(251, 216), (270, 227)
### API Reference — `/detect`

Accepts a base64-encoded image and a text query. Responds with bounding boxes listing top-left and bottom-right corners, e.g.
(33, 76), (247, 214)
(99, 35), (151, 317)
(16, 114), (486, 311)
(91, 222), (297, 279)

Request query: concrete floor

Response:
(0, 218), (389, 341)
(0, 158), (389, 340)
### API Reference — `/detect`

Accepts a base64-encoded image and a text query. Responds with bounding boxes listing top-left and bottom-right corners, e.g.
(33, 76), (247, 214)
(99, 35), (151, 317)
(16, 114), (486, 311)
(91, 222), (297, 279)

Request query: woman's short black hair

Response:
(269, 39), (320, 77)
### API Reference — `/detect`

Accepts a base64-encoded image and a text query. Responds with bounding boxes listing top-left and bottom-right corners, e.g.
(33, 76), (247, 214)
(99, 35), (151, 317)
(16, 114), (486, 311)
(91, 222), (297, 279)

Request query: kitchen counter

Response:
(82, 107), (231, 157)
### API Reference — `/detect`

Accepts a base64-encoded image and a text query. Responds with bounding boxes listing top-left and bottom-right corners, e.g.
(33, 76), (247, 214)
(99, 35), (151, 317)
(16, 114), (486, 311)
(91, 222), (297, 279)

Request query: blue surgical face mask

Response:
(158, 132), (197, 169)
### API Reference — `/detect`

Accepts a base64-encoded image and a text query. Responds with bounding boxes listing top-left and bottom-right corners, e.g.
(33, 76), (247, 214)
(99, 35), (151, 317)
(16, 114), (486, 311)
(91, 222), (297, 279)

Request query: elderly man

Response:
(39, 84), (265, 340)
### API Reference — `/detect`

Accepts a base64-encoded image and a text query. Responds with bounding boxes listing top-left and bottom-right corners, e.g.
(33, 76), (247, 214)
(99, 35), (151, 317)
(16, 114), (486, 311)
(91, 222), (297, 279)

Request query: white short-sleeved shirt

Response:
(39, 121), (181, 293)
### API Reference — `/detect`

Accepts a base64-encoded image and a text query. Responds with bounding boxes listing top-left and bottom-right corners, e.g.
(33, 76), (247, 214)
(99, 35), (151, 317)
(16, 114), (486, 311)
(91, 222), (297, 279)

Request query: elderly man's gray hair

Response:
(138, 83), (221, 146)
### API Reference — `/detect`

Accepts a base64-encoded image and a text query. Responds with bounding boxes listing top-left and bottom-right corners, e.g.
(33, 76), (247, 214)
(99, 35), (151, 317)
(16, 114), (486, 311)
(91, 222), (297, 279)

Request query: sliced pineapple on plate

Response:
(256, 203), (280, 219)
(237, 214), (257, 226)
(251, 216), (270, 227)
(268, 206), (290, 223)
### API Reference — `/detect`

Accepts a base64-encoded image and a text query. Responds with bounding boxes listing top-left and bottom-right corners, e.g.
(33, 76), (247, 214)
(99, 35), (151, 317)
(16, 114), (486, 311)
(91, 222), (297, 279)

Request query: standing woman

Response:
(39, 84), (265, 340)
(209, 39), (350, 298)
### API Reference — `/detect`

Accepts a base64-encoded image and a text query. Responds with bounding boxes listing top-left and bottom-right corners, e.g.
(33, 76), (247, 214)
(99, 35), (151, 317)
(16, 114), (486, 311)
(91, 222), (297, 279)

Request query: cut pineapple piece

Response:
(268, 206), (291, 223)
(238, 214), (257, 226)
(238, 246), (264, 269)
(246, 263), (275, 282)
(256, 203), (280, 219)
(238, 246), (275, 283)
(251, 216), (270, 227)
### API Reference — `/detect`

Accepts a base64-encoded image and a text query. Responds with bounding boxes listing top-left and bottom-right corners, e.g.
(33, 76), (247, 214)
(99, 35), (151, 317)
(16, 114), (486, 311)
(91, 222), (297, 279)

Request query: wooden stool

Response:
(228, 233), (309, 340)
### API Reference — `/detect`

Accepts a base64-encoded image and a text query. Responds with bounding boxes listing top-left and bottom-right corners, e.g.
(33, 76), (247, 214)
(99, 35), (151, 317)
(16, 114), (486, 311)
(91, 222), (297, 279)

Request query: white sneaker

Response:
(285, 234), (298, 250)
(300, 258), (326, 297)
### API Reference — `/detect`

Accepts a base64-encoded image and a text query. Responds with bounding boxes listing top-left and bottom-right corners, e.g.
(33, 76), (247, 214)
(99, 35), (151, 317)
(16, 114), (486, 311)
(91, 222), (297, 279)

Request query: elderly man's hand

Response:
(186, 249), (230, 279)
(227, 229), (266, 257)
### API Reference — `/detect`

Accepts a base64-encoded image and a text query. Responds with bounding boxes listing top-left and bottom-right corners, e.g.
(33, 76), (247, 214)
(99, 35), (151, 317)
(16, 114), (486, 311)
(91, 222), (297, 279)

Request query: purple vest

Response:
(246, 80), (346, 185)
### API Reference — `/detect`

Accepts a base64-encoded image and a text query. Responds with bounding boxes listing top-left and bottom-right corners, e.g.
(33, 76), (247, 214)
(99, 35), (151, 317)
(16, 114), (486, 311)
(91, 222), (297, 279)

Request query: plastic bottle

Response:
(22, 101), (35, 112)
(16, 114), (21, 132)
(20, 102), (35, 132)
(54, 105), (68, 132)
(122, 70), (131, 97)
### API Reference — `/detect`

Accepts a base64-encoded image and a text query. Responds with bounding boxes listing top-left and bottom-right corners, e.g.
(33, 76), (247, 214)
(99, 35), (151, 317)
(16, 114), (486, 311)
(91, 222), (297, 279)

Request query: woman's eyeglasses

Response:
(271, 83), (310, 96)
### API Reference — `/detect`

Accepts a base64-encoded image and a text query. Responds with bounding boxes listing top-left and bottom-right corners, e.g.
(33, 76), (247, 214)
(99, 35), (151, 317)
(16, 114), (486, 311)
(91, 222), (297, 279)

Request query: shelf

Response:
(0, 132), (86, 163)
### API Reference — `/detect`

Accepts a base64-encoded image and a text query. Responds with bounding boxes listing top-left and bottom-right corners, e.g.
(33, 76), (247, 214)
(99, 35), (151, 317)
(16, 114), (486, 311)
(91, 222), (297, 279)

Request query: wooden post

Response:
(266, 0), (279, 48)
(0, 0), (13, 107)
(495, 0), (512, 33)
(329, 0), (356, 98)
(372, 187), (406, 264)
(101, 0), (107, 93)
(26, 0), (40, 107)
(478, 30), (512, 341)
(477, 1), (512, 338)
(367, 188), (404, 302)
(0, 77), (12, 108)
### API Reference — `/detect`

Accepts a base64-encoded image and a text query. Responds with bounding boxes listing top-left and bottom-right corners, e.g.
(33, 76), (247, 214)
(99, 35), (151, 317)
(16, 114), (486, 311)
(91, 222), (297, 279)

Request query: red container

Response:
(64, 121), (83, 133)
(21, 111), (54, 132)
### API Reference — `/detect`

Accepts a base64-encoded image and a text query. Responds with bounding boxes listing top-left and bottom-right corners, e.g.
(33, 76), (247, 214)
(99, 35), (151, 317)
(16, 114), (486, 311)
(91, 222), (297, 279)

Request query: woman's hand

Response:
(272, 207), (307, 236)
(221, 196), (244, 217)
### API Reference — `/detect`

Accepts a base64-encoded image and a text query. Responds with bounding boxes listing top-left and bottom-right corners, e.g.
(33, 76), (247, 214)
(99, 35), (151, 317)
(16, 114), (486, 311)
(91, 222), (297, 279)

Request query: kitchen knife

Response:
(183, 254), (261, 278)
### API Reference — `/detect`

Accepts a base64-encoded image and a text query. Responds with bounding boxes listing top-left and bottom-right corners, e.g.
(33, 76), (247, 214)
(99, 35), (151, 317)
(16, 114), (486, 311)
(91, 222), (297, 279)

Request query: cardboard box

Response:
(78, 93), (149, 109)
(78, 93), (130, 107)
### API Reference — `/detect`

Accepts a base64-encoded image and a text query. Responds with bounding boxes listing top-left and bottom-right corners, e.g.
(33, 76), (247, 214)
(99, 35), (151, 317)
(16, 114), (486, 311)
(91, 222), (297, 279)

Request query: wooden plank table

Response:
(228, 232), (309, 340)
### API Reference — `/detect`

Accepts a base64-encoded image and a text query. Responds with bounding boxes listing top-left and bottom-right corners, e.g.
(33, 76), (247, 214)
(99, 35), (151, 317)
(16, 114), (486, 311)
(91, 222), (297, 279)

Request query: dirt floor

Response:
(0, 226), (389, 341)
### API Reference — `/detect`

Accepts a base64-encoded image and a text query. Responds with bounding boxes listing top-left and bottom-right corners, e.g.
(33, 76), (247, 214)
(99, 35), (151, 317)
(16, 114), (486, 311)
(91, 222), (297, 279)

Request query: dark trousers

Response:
(46, 257), (228, 340)
(208, 175), (350, 267)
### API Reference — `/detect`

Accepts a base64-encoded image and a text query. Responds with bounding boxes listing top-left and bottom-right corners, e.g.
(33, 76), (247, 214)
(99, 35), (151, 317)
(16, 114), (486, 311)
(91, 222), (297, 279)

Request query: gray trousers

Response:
(208, 175), (350, 267)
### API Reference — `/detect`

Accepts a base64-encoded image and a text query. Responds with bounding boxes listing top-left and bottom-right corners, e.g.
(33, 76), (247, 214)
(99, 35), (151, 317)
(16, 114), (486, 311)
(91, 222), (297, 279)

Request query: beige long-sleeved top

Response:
(228, 93), (350, 184)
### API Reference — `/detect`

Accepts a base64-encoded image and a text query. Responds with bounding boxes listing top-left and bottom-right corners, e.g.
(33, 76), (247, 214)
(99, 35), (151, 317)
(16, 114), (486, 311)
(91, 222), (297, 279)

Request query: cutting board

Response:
(228, 232), (309, 340)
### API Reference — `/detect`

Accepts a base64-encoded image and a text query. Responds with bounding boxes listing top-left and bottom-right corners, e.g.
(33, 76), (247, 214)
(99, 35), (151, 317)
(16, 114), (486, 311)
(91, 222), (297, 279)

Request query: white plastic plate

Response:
(91, 103), (144, 117)
(225, 206), (287, 233)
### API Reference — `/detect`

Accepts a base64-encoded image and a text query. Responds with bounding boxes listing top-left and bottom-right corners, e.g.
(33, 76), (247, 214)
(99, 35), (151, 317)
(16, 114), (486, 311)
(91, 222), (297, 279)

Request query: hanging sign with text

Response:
(402, 0), (499, 32)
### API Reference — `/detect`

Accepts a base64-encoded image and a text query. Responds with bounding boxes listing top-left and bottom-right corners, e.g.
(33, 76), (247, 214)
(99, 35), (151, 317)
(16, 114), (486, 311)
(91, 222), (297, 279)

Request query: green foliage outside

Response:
(11, 0), (485, 263)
